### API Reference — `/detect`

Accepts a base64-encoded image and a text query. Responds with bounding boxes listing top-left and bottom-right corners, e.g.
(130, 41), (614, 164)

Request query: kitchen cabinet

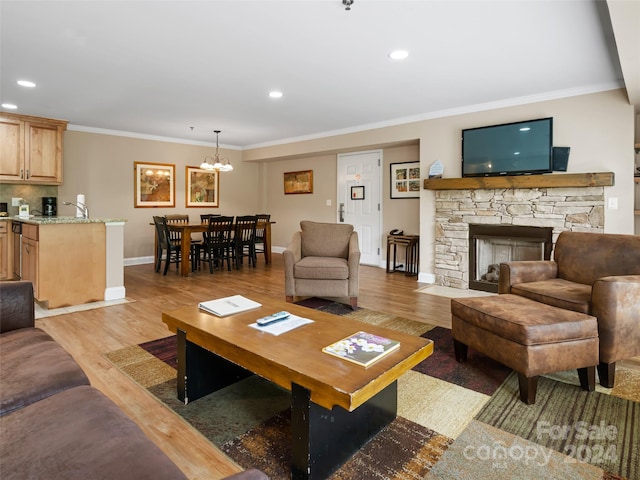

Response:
(21, 223), (39, 295)
(18, 221), (106, 309)
(0, 113), (68, 184)
(0, 222), (10, 280)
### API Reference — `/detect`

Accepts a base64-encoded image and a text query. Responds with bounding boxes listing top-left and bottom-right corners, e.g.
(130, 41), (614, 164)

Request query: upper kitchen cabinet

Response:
(0, 113), (68, 184)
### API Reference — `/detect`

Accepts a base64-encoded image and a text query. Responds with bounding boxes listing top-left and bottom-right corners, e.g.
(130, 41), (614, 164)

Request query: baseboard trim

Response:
(125, 256), (154, 266)
(418, 272), (436, 284)
(104, 286), (126, 301)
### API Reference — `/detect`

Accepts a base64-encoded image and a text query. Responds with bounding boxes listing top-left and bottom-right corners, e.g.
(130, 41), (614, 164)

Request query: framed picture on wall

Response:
(185, 166), (219, 207)
(284, 170), (313, 194)
(390, 161), (420, 199)
(134, 161), (175, 208)
(351, 185), (365, 200)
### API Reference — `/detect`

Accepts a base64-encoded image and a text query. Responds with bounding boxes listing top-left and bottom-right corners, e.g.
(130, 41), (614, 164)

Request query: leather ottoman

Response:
(451, 294), (599, 404)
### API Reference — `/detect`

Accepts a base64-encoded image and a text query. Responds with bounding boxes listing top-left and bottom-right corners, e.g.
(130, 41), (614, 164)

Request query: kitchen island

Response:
(13, 216), (126, 309)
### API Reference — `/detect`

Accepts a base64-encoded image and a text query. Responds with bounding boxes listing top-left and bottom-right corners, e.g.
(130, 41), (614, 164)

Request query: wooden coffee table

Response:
(162, 296), (433, 480)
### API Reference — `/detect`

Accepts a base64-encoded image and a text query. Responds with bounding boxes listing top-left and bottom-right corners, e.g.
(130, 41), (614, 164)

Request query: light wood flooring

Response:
(36, 254), (450, 480)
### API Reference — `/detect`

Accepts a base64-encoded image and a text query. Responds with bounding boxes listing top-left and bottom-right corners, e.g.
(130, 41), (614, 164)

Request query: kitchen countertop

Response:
(10, 216), (126, 225)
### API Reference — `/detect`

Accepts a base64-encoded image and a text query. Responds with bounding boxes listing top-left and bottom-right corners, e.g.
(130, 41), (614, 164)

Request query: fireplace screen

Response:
(475, 237), (544, 283)
(469, 225), (552, 292)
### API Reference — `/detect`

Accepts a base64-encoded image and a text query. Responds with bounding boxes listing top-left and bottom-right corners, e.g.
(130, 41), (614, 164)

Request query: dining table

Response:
(159, 220), (274, 277)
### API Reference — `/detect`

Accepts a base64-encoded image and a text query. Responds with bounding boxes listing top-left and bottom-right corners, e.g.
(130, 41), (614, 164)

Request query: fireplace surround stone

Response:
(434, 186), (605, 290)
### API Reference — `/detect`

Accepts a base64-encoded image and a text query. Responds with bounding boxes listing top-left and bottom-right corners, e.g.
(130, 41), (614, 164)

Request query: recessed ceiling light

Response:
(17, 80), (36, 88)
(269, 91), (283, 98)
(389, 50), (409, 60)
(1, 103), (18, 110)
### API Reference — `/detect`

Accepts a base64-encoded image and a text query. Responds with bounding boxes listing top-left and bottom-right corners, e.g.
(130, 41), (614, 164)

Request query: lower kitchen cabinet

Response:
(0, 221), (10, 280)
(21, 223), (39, 295)
(20, 222), (106, 309)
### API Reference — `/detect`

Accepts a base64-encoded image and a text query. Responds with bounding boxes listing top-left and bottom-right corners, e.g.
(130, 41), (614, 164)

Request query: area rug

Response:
(429, 372), (640, 480)
(105, 300), (639, 479)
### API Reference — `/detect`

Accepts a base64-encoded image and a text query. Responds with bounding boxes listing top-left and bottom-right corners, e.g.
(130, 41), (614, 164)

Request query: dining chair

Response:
(196, 214), (221, 267)
(152, 216), (182, 275)
(254, 214), (271, 264)
(233, 215), (258, 268)
(204, 215), (234, 273)
(164, 214), (189, 242)
(166, 214), (202, 270)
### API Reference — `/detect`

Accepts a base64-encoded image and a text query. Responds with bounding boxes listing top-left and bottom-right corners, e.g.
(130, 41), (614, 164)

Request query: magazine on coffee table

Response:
(322, 331), (400, 367)
(198, 295), (262, 317)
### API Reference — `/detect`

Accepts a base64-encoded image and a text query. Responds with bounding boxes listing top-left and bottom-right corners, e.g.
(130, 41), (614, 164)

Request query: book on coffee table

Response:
(198, 295), (262, 317)
(322, 331), (400, 367)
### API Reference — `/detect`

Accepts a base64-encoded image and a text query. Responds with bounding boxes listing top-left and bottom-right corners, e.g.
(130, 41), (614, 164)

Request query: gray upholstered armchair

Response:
(284, 221), (360, 310)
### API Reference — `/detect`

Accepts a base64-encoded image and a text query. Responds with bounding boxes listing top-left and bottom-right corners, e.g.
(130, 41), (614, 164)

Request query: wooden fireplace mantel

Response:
(423, 172), (614, 191)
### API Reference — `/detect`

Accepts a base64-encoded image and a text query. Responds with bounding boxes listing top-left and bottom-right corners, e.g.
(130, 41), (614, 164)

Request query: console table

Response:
(386, 234), (419, 276)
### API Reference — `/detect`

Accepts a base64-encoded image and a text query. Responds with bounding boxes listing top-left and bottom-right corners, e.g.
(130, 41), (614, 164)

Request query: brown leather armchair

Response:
(499, 231), (640, 387)
(284, 221), (360, 310)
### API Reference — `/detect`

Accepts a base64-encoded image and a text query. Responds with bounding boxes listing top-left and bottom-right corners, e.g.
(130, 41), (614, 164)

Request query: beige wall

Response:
(245, 89), (635, 281)
(12, 89), (632, 276)
(59, 131), (261, 260)
(262, 144), (420, 252)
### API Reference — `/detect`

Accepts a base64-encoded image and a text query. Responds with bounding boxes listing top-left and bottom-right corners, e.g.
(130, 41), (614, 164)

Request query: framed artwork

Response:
(134, 161), (175, 208)
(351, 185), (365, 200)
(284, 170), (313, 194)
(390, 161), (420, 199)
(186, 166), (219, 207)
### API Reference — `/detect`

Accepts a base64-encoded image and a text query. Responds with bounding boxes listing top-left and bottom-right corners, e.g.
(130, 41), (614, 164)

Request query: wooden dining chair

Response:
(152, 216), (182, 275)
(204, 216), (234, 273)
(164, 214), (189, 242)
(233, 215), (258, 268)
(254, 214), (271, 264)
(166, 214), (202, 271)
(195, 214), (221, 267)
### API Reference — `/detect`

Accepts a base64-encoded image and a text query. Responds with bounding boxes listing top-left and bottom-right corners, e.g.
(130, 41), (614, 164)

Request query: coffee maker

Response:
(42, 197), (57, 217)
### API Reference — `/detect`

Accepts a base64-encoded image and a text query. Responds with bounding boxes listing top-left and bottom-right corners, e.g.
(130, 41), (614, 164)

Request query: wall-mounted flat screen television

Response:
(462, 117), (553, 177)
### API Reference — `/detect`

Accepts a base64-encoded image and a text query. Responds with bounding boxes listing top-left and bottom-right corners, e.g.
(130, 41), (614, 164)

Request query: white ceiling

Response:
(1, 0), (636, 149)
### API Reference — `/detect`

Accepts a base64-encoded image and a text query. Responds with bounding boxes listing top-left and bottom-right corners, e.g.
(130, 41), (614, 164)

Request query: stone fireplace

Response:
(432, 183), (606, 290)
(469, 224), (553, 292)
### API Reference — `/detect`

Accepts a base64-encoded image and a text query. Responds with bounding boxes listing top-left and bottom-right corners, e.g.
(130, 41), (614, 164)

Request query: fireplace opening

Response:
(469, 225), (553, 293)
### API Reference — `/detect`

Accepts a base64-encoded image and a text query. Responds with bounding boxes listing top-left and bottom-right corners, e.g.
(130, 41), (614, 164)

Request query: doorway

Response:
(337, 150), (382, 266)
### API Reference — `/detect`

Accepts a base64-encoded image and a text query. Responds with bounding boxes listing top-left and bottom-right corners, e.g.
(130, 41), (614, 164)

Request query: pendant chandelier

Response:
(200, 130), (233, 172)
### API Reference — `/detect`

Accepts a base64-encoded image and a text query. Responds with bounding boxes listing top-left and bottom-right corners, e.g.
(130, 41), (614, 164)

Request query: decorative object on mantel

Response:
(133, 161), (175, 208)
(423, 172), (615, 191)
(429, 160), (444, 179)
(200, 130), (233, 172)
(390, 161), (420, 199)
(342, 0), (354, 11)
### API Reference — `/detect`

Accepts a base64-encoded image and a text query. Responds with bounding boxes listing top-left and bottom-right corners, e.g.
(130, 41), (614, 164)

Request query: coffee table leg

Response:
(176, 329), (252, 404)
(291, 381), (397, 480)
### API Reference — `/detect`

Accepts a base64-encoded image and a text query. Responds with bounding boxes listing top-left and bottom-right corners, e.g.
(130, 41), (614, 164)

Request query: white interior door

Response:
(337, 150), (382, 266)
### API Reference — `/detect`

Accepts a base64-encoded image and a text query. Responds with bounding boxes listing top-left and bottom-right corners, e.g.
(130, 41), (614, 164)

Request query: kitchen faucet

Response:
(62, 201), (89, 219)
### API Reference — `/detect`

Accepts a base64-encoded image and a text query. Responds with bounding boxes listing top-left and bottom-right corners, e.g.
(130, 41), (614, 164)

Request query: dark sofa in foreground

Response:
(0, 281), (267, 480)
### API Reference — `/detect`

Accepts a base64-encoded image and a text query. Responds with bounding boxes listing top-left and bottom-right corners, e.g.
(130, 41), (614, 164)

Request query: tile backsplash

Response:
(0, 184), (59, 216)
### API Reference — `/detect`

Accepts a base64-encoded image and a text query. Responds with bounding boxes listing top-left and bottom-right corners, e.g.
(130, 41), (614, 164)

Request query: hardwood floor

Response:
(36, 254), (450, 480)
